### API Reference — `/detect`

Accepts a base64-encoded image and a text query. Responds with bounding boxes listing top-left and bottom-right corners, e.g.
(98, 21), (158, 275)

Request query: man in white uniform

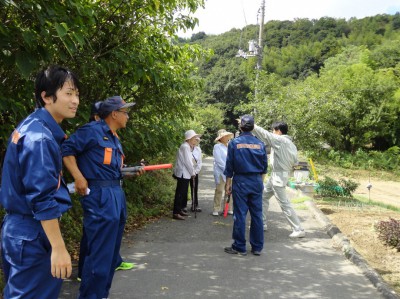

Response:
(253, 121), (305, 238)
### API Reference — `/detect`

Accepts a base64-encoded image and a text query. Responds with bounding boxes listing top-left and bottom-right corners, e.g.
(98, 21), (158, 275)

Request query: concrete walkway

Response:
(60, 157), (387, 298)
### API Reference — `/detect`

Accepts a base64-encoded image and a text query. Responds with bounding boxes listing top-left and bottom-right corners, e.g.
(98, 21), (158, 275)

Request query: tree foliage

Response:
(0, 0), (212, 167)
(189, 13), (400, 154)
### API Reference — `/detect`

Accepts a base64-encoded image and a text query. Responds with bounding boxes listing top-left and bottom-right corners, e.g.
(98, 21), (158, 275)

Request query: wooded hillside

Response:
(184, 14), (400, 157)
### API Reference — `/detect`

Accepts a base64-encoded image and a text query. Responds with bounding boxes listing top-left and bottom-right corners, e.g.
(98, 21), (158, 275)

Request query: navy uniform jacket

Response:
(0, 108), (71, 220)
(224, 132), (267, 178)
(61, 120), (124, 181)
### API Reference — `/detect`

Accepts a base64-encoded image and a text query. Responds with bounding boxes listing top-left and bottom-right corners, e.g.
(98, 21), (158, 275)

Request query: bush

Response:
(316, 147), (400, 175)
(375, 218), (400, 251)
(315, 176), (359, 197)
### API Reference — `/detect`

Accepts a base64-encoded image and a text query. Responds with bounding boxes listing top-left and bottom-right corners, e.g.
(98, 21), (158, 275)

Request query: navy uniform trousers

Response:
(231, 174), (264, 253)
(2, 214), (63, 298)
(79, 182), (126, 299)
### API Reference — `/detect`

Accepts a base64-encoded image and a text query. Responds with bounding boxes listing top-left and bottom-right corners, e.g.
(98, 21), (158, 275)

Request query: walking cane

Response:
(191, 176), (197, 218)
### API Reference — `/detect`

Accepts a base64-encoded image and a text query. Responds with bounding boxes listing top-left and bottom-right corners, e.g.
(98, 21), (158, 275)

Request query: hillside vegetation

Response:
(184, 14), (400, 172)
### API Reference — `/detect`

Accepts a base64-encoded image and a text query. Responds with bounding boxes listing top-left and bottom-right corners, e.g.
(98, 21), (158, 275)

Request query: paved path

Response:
(61, 157), (385, 298)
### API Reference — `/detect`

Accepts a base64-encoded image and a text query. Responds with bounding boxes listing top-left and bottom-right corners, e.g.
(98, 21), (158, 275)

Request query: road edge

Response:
(287, 188), (400, 299)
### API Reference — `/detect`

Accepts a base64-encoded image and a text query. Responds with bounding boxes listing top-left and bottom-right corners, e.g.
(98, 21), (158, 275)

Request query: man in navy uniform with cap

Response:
(76, 100), (136, 283)
(62, 96), (142, 299)
(224, 115), (267, 256)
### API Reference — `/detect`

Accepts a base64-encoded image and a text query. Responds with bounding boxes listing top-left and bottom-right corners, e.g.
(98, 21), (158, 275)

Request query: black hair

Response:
(89, 101), (102, 122)
(239, 114), (254, 132)
(34, 65), (80, 108)
(271, 121), (288, 134)
(88, 114), (97, 122)
(240, 125), (254, 132)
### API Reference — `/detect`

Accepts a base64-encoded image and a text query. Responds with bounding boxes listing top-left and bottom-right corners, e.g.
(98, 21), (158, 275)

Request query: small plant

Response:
(375, 218), (400, 251)
(315, 176), (359, 197)
(338, 178), (359, 196)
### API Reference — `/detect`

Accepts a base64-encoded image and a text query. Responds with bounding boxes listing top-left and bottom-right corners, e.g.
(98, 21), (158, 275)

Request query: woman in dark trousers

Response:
(172, 130), (201, 220)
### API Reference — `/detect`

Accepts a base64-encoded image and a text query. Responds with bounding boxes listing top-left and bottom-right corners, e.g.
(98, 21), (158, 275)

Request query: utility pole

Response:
(254, 0), (265, 104)
(235, 0), (265, 109)
(236, 0), (265, 66)
(257, 0), (265, 71)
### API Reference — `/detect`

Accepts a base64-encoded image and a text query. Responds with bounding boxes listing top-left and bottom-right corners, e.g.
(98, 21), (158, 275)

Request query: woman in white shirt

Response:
(212, 129), (234, 216)
(172, 130), (201, 220)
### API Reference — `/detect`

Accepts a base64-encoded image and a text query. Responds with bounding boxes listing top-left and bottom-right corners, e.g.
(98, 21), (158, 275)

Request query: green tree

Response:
(0, 0), (211, 167)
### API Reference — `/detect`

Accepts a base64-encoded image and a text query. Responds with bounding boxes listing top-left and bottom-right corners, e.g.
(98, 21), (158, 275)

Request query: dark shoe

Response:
(251, 249), (261, 256)
(224, 247), (247, 256)
(180, 211), (189, 216)
(182, 208), (188, 213)
(173, 214), (185, 220)
(191, 207), (202, 212)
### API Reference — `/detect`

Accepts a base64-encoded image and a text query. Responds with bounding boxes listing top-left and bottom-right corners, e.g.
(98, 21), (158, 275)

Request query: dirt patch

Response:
(314, 178), (400, 294)
(353, 179), (400, 208)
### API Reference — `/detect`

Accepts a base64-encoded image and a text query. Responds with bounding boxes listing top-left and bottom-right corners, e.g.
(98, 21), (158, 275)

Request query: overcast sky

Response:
(178, 0), (400, 37)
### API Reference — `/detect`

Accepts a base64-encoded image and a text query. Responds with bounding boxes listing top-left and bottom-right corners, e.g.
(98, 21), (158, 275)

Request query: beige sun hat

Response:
(185, 129), (201, 140)
(215, 129), (234, 142)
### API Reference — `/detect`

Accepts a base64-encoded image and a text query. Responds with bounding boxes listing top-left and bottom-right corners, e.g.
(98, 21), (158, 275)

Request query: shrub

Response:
(338, 178), (359, 197)
(314, 147), (400, 175)
(375, 218), (400, 251)
(315, 176), (359, 197)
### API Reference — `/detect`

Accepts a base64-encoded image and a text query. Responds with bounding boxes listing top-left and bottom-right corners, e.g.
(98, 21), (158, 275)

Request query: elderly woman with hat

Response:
(172, 129), (201, 220)
(212, 129), (234, 216)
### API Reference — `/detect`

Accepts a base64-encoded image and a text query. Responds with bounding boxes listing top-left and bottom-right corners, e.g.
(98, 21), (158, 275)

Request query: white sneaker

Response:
(228, 211), (233, 215)
(289, 230), (306, 238)
(212, 211), (219, 216)
(263, 224), (268, 231)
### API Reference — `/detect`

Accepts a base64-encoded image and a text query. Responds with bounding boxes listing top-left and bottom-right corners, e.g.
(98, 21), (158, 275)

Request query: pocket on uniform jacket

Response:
(103, 147), (113, 165)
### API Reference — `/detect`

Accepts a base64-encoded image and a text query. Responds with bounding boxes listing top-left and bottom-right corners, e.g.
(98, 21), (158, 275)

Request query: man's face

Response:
(114, 108), (129, 129)
(44, 80), (79, 123)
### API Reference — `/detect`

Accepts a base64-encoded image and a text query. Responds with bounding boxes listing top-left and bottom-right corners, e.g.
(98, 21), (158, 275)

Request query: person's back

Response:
(225, 133), (267, 176)
(224, 115), (267, 256)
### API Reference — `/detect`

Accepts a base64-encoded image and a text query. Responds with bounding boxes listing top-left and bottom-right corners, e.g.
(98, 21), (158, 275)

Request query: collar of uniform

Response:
(35, 108), (66, 146)
(99, 120), (120, 139)
(239, 131), (253, 136)
(112, 130), (120, 139)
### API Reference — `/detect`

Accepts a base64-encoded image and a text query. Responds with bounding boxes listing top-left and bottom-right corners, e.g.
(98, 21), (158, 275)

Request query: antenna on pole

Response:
(235, 0), (265, 64)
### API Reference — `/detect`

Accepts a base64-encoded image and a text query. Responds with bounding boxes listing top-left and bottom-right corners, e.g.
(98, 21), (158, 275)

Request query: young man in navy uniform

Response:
(224, 115), (268, 256)
(0, 66), (80, 298)
(62, 96), (143, 299)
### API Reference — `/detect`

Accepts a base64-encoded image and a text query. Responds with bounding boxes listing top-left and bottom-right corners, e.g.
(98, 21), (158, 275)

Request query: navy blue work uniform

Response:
(0, 108), (72, 299)
(224, 132), (267, 253)
(62, 120), (126, 299)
